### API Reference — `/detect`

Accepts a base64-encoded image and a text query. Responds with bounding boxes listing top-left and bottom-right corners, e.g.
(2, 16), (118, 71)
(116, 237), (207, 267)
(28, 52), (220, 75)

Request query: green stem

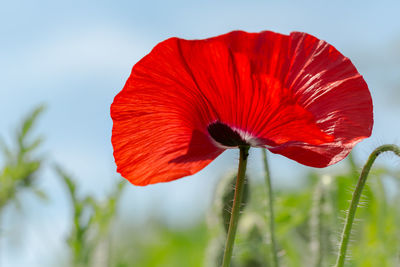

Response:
(335, 144), (400, 267)
(262, 149), (279, 267)
(222, 146), (250, 267)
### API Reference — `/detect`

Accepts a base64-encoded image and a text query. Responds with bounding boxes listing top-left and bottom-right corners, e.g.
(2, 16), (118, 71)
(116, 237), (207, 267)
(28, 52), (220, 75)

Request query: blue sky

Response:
(1, 1), (400, 266)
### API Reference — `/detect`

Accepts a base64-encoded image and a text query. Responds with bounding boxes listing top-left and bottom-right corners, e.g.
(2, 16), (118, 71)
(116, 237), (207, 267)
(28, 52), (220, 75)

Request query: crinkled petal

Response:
(111, 38), (225, 185)
(111, 30), (373, 185)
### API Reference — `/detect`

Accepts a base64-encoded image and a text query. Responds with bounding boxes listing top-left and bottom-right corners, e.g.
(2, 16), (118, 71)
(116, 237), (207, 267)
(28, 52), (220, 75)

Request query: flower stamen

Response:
(207, 121), (249, 148)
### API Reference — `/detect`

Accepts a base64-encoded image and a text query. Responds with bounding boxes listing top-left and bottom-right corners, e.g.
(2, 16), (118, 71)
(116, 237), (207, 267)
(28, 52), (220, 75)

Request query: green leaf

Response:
(0, 105), (45, 209)
(18, 105), (45, 146)
(54, 164), (76, 197)
(24, 137), (43, 153)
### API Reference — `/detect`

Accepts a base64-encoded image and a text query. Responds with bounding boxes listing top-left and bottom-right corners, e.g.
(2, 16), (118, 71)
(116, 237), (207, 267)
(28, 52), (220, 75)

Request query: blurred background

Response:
(1, 1), (400, 266)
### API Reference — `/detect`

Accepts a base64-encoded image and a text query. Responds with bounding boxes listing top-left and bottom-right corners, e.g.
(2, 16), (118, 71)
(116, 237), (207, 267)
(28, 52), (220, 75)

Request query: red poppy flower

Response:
(111, 30), (373, 186)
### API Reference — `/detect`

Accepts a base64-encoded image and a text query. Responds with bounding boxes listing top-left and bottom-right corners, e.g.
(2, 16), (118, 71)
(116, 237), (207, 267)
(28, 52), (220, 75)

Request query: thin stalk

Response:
(335, 144), (400, 267)
(262, 149), (279, 267)
(222, 146), (250, 267)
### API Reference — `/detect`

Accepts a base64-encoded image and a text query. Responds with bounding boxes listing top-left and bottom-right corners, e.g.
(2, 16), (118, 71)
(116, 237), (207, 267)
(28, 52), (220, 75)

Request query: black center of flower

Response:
(207, 121), (248, 147)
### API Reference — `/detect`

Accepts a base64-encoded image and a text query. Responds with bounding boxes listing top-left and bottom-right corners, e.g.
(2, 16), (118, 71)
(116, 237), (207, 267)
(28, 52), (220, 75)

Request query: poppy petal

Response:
(111, 90), (224, 185)
(111, 30), (373, 185)
(111, 38), (225, 185)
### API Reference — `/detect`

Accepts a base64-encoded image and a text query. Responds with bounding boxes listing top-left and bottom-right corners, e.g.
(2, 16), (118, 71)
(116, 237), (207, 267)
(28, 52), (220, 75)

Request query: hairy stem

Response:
(262, 149), (279, 267)
(222, 146), (250, 267)
(335, 144), (400, 267)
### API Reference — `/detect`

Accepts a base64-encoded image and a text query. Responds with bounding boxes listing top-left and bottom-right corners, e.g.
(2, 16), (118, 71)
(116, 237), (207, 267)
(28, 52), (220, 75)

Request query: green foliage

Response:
(202, 153), (400, 267)
(111, 221), (208, 267)
(0, 105), (45, 211)
(105, 154), (399, 267)
(55, 165), (125, 267)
